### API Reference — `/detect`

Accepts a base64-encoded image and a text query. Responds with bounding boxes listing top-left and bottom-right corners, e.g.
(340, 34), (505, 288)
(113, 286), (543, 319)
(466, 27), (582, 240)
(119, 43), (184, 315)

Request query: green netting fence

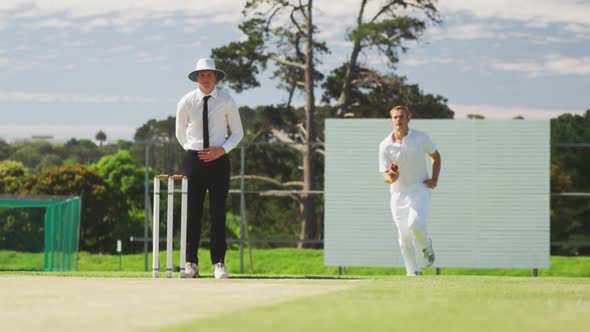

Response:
(0, 195), (81, 271)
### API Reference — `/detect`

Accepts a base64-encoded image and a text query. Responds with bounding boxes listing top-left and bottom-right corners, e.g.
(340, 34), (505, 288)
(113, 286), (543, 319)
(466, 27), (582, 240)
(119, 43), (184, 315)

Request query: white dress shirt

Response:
(379, 129), (436, 193)
(175, 87), (244, 153)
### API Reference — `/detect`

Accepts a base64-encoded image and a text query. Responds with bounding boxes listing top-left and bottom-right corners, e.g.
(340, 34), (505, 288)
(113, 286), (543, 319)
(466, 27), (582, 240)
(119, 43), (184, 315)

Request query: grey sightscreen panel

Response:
(324, 119), (549, 269)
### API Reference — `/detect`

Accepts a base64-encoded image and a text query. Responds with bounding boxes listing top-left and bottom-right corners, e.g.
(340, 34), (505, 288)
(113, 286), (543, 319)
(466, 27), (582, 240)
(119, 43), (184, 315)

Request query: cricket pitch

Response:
(0, 275), (359, 332)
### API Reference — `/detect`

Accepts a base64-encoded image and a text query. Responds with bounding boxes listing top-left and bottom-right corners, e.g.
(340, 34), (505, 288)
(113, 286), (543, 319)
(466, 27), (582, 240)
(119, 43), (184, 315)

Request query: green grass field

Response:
(165, 276), (589, 332)
(1, 248), (590, 277)
(1, 249), (589, 332)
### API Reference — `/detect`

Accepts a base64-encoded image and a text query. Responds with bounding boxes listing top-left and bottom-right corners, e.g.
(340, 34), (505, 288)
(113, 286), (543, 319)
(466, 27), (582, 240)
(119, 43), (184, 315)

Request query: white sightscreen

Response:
(324, 119), (550, 269)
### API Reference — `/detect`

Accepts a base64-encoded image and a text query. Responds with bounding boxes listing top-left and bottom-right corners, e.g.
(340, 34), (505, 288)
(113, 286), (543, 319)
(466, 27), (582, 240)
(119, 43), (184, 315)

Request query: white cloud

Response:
(79, 17), (110, 32)
(13, 44), (33, 52)
(564, 23), (590, 39)
(189, 41), (201, 48)
(61, 63), (77, 70)
(1, 1), (245, 22)
(544, 55), (590, 76)
(12, 7), (48, 18)
(494, 55), (590, 77)
(0, 14), (9, 30)
(0, 123), (136, 141)
(526, 20), (549, 29)
(32, 18), (72, 29)
(429, 23), (498, 40)
(136, 52), (167, 63)
(493, 61), (543, 77)
(3, 0), (590, 33)
(441, 0), (590, 26)
(0, 90), (160, 104)
(106, 45), (135, 53)
(450, 103), (585, 120)
(0, 58), (12, 66)
(401, 56), (455, 66)
(34, 50), (60, 60)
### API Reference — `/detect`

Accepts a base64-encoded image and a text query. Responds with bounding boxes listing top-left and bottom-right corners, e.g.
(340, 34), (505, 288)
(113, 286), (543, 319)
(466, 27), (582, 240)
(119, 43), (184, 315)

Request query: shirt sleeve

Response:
(423, 132), (437, 155)
(221, 98), (244, 153)
(175, 97), (189, 150)
(378, 143), (390, 173)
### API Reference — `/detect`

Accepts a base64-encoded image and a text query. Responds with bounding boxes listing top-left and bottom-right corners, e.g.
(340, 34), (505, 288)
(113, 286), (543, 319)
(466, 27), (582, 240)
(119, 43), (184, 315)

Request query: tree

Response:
(56, 138), (102, 165)
(550, 110), (590, 254)
(132, 117), (184, 175)
(95, 130), (107, 148)
(213, 0), (323, 246)
(35, 154), (62, 173)
(513, 115), (524, 120)
(466, 114), (485, 120)
(0, 138), (13, 160)
(334, 0), (441, 116)
(21, 164), (118, 252)
(0, 160), (29, 194)
(8, 145), (43, 170)
(92, 150), (148, 251)
(322, 67), (453, 118)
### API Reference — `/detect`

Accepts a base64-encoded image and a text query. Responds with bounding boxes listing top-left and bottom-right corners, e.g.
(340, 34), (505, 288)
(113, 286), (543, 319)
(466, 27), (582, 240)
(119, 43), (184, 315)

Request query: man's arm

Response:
(200, 98), (243, 162)
(423, 150), (441, 189)
(175, 100), (188, 148)
(221, 99), (244, 153)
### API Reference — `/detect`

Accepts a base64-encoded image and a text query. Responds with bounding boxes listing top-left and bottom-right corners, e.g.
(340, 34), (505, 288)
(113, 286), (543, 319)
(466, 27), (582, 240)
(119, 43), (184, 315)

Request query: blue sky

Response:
(0, 0), (588, 141)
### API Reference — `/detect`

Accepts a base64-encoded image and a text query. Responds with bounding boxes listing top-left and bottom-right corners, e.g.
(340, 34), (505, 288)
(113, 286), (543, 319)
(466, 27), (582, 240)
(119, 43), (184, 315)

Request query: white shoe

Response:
(213, 262), (229, 279)
(407, 271), (422, 276)
(423, 238), (435, 267)
(181, 262), (198, 278)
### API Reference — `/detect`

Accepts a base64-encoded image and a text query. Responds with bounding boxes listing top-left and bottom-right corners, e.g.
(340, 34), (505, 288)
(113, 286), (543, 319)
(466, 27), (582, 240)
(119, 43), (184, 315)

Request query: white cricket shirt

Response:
(175, 87), (244, 153)
(379, 128), (437, 193)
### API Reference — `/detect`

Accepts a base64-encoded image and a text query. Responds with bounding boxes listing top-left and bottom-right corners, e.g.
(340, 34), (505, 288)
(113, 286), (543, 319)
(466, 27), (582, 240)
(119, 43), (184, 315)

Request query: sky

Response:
(0, 0), (589, 142)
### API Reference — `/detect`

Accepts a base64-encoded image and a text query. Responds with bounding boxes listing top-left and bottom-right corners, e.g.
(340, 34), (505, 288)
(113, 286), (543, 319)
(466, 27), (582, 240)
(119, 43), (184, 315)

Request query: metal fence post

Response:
(239, 144), (246, 274)
(143, 142), (150, 272)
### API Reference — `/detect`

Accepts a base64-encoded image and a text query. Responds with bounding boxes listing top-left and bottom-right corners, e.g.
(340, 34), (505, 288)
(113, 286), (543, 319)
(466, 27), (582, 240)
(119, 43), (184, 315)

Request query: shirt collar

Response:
(197, 87), (218, 101)
(389, 128), (414, 144)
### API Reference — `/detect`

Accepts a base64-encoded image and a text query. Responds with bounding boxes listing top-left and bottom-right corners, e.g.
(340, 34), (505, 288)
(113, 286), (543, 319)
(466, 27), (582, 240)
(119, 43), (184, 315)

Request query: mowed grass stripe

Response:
(163, 277), (590, 332)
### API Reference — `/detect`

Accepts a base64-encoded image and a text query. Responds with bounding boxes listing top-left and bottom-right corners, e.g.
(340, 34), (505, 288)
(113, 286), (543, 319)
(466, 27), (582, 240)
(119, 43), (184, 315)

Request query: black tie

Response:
(202, 95), (211, 149)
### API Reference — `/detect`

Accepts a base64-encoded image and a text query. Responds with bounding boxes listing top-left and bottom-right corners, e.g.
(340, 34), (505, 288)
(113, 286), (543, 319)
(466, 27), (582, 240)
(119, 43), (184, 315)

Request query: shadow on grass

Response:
(220, 274), (360, 280)
(0, 268), (43, 272)
(0, 271), (364, 280)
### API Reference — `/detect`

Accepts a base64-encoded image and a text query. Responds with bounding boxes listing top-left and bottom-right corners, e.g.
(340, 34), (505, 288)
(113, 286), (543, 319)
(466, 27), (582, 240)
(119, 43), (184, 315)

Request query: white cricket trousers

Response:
(390, 187), (431, 275)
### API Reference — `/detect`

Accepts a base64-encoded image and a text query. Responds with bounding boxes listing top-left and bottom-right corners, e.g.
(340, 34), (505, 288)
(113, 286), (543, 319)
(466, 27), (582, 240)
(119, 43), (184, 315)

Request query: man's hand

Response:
(423, 178), (437, 189)
(384, 169), (399, 184)
(198, 147), (226, 162)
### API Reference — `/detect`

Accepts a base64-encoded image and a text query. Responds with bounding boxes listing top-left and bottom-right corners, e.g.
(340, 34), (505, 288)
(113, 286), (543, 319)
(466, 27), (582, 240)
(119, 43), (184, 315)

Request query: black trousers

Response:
(182, 150), (230, 265)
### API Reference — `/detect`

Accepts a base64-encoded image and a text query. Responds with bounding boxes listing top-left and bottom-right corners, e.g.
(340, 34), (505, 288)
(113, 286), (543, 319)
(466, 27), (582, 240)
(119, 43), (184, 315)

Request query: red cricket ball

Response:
(390, 163), (398, 171)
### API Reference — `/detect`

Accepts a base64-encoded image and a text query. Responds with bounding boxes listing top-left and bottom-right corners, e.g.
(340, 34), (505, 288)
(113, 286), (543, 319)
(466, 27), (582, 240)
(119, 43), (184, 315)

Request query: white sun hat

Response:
(188, 58), (226, 82)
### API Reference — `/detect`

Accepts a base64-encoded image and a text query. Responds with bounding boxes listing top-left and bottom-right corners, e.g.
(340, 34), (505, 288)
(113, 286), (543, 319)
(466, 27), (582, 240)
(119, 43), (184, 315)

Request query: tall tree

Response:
(335, 0), (441, 116)
(213, 0), (324, 246)
(132, 116), (184, 174)
(322, 67), (453, 118)
(95, 130), (107, 148)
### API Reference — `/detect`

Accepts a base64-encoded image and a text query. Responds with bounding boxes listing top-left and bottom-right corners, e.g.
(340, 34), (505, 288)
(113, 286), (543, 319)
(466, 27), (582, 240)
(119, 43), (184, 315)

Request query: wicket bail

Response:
(152, 174), (188, 278)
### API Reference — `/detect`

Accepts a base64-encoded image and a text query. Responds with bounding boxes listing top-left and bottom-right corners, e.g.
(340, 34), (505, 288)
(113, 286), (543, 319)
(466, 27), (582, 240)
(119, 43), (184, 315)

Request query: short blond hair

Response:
(389, 106), (411, 118)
